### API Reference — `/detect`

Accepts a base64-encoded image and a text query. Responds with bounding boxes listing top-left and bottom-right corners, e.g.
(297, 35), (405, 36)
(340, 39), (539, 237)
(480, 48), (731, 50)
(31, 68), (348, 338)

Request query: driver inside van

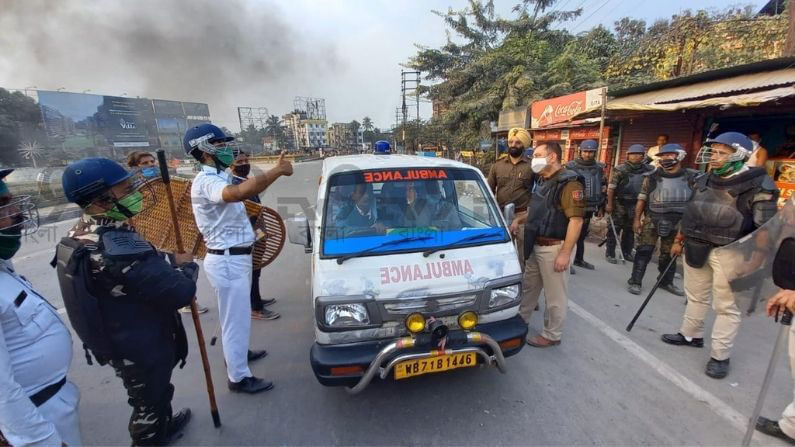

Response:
(334, 183), (386, 236)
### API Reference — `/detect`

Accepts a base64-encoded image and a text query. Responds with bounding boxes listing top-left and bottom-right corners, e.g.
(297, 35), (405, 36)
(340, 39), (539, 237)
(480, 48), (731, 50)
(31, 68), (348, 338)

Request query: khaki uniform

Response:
(678, 167), (778, 361)
(486, 156), (535, 210)
(487, 156), (535, 265)
(519, 170), (585, 341)
(779, 325), (795, 438)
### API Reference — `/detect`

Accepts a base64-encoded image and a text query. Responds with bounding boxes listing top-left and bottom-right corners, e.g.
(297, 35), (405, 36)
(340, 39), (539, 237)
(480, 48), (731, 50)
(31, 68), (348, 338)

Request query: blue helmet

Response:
(579, 139), (598, 151)
(62, 158), (132, 207)
(374, 140), (391, 154)
(626, 144), (646, 155)
(183, 123), (234, 158)
(657, 143), (684, 156)
(705, 131), (753, 153)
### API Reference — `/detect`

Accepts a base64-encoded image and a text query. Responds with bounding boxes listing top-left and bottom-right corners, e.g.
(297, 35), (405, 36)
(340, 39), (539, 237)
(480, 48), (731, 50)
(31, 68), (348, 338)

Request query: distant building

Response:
(282, 112), (327, 151)
(328, 122), (355, 149)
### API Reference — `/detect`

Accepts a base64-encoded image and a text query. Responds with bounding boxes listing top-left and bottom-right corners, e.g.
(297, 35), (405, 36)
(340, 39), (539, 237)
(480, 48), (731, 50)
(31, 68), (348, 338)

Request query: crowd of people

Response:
(1, 120), (794, 445)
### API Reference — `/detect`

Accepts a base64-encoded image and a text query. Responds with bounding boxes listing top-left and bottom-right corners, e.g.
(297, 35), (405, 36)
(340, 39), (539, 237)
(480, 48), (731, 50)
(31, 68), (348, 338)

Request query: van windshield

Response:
(321, 167), (508, 257)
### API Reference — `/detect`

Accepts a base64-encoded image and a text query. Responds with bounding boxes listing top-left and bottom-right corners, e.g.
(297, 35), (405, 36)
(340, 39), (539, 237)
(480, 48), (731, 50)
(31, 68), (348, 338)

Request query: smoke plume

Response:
(0, 0), (341, 129)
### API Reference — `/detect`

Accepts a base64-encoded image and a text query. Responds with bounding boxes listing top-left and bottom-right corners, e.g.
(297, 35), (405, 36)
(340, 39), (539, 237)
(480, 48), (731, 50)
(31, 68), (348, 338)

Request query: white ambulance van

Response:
(287, 153), (527, 393)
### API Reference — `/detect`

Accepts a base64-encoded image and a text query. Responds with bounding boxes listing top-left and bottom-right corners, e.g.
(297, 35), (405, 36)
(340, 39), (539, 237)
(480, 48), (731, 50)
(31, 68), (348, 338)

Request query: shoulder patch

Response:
(571, 189), (584, 201)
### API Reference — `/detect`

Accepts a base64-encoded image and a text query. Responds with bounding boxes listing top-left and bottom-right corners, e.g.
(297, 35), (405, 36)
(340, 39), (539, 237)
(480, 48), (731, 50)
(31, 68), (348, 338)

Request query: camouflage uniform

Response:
(606, 162), (652, 259)
(64, 216), (195, 445)
(628, 169), (696, 292)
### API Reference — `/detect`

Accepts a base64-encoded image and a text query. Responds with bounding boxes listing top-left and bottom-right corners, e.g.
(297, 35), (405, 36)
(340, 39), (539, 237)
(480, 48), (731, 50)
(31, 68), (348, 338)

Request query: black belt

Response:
(206, 246), (253, 256)
(30, 377), (66, 407)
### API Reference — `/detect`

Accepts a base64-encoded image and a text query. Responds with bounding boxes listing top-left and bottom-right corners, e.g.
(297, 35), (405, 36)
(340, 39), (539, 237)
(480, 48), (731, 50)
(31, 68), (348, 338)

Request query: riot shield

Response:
(714, 196), (795, 316)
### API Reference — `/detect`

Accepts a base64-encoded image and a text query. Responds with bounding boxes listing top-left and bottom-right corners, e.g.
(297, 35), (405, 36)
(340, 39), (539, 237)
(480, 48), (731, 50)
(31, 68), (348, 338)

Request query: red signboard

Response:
(531, 88), (603, 128)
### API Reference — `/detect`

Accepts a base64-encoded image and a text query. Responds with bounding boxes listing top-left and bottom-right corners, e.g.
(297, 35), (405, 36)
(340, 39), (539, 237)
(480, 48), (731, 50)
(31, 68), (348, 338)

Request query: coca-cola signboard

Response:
(531, 88), (604, 128)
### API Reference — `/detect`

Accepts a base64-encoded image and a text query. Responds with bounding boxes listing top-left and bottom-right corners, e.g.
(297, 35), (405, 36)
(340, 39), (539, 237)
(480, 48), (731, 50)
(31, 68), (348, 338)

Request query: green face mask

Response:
(713, 160), (744, 177)
(215, 147), (235, 167)
(0, 232), (21, 260)
(100, 191), (144, 221)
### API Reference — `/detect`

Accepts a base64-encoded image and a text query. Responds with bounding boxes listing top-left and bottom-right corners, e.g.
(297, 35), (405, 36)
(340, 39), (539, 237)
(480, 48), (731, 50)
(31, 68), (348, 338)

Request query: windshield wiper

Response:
(422, 230), (504, 257)
(336, 236), (434, 264)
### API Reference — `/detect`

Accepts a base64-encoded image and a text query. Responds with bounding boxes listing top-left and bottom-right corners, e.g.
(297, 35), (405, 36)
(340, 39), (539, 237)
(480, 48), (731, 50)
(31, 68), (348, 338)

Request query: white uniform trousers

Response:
(779, 324), (795, 439)
(38, 381), (82, 446)
(204, 252), (253, 383)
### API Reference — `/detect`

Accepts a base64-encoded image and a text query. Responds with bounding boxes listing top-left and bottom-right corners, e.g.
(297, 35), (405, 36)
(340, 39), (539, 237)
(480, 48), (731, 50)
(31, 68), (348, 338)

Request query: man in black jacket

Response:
(57, 157), (199, 445)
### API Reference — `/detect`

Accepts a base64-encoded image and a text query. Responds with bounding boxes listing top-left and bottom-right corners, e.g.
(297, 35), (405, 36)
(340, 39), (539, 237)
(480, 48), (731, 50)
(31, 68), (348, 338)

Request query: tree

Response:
(265, 115), (287, 149)
(408, 0), (582, 148)
(361, 116), (374, 148)
(0, 88), (44, 166)
(349, 120), (360, 148)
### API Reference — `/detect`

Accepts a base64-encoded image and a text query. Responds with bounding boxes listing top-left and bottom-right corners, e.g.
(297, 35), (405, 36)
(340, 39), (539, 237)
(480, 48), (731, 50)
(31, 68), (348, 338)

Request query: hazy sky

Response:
(0, 0), (769, 132)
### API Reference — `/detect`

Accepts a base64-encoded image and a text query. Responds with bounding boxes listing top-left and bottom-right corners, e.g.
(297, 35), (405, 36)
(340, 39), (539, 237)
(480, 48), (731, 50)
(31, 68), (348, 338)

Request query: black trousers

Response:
(110, 347), (176, 446)
(251, 268), (263, 311)
(575, 211), (594, 262)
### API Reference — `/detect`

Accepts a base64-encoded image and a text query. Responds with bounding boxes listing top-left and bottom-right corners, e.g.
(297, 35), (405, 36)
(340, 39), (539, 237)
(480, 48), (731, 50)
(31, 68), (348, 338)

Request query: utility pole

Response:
(786, 0), (795, 56)
(401, 70), (421, 153)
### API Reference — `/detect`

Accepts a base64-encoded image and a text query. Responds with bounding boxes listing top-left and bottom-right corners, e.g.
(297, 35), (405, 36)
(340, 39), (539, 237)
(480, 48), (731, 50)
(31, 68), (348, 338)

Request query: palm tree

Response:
(18, 140), (43, 168)
(265, 115), (286, 151)
(361, 117), (374, 149)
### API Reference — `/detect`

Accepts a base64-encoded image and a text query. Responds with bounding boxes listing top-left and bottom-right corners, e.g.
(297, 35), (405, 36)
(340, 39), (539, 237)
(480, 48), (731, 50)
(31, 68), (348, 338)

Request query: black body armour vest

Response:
(525, 169), (582, 240)
(54, 227), (189, 366)
(682, 167), (771, 247)
(566, 159), (604, 211)
(616, 163), (654, 202)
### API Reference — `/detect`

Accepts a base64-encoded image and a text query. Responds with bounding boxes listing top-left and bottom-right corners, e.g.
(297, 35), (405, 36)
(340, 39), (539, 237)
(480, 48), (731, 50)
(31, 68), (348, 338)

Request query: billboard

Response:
(37, 90), (157, 149)
(36, 91), (210, 155)
(530, 88), (604, 129)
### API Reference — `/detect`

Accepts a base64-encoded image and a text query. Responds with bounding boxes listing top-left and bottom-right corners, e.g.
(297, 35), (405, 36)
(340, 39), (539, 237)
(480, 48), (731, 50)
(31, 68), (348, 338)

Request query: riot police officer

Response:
(0, 169), (82, 446)
(57, 158), (198, 445)
(663, 132), (779, 379)
(566, 139), (606, 271)
(605, 144), (653, 263)
(629, 144), (695, 296)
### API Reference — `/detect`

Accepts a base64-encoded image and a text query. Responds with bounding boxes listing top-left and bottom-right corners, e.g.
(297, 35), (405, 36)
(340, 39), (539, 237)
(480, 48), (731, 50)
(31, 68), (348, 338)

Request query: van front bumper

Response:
(310, 315), (528, 391)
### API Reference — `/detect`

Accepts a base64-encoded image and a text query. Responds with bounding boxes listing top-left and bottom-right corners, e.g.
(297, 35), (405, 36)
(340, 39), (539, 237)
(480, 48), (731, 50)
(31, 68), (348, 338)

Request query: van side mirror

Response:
(503, 203), (515, 226)
(287, 215), (312, 253)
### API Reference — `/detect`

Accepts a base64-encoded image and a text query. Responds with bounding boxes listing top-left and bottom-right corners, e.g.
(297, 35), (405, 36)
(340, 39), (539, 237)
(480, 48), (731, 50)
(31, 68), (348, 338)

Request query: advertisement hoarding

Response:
(531, 88), (604, 129)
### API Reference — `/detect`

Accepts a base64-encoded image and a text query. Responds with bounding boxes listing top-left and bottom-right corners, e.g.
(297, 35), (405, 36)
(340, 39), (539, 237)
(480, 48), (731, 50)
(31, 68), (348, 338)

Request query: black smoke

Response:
(0, 0), (340, 128)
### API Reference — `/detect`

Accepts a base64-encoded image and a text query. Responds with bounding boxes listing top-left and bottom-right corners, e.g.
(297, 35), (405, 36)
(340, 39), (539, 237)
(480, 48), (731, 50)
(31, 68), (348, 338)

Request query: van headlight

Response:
(488, 284), (520, 308)
(325, 303), (371, 327)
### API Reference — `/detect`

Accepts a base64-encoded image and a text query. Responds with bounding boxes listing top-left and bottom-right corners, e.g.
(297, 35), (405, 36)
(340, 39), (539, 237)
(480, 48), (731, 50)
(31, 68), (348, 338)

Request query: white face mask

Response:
(531, 157), (548, 173)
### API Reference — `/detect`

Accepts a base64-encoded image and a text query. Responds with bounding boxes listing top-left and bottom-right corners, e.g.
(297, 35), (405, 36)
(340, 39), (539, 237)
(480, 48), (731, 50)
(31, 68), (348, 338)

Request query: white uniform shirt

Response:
(0, 259), (73, 446)
(191, 165), (255, 250)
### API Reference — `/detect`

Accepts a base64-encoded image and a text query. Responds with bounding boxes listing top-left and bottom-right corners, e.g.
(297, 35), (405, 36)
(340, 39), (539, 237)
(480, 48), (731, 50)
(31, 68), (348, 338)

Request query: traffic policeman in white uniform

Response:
(0, 168), (82, 446)
(185, 124), (292, 394)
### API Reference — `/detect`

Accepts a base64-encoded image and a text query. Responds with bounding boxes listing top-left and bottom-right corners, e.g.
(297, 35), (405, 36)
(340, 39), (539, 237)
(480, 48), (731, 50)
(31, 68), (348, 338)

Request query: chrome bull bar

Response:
(345, 332), (507, 395)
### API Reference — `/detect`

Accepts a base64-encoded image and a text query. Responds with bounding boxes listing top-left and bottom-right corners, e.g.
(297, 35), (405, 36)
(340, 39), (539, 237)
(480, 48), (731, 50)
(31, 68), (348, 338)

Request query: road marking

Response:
(568, 300), (748, 433)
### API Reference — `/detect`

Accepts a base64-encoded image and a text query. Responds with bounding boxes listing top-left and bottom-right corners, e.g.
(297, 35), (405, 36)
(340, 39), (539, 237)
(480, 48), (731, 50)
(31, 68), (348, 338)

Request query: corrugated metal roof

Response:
(613, 68), (795, 105)
(606, 85), (795, 112)
(611, 57), (795, 97)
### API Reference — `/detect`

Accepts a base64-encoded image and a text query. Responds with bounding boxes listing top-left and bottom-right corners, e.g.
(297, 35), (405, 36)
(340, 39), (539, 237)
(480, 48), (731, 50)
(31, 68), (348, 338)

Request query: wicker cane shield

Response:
(130, 176), (285, 269)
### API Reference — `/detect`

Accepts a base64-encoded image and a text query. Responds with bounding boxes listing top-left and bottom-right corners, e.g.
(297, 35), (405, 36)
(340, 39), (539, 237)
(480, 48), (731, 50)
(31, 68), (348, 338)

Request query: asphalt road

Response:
(15, 160), (793, 446)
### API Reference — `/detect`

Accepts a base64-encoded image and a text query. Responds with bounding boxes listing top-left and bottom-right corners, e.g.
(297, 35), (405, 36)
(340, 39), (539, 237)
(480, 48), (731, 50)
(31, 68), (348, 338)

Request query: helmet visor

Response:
(0, 195), (39, 236)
